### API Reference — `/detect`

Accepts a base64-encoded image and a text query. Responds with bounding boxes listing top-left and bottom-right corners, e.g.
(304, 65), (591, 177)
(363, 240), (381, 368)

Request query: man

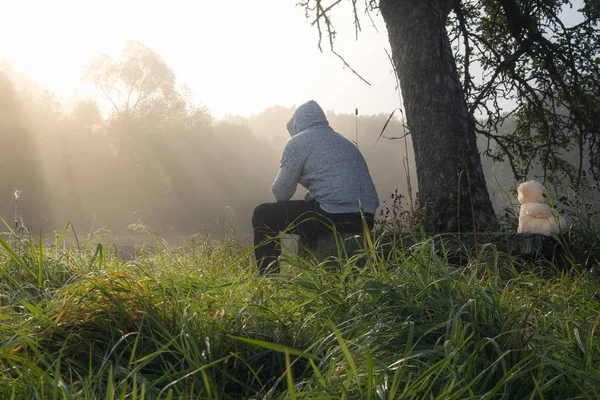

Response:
(252, 100), (379, 274)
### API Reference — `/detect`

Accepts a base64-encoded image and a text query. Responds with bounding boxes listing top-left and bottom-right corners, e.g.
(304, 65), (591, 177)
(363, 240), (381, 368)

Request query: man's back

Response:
(272, 100), (379, 214)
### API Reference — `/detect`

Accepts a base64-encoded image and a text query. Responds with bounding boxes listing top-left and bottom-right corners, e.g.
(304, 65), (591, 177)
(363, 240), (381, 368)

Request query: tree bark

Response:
(380, 0), (496, 232)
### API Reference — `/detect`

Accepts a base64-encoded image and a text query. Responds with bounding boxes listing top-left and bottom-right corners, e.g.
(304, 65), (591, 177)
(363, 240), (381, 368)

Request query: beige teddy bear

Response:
(517, 180), (567, 236)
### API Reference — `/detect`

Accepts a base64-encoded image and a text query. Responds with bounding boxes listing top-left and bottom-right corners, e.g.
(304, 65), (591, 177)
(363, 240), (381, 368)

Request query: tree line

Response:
(0, 47), (412, 235)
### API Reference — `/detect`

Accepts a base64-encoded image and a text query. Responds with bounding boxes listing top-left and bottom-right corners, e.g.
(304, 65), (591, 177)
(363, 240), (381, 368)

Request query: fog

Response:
(1, 56), (417, 236)
(2, 44), (594, 238)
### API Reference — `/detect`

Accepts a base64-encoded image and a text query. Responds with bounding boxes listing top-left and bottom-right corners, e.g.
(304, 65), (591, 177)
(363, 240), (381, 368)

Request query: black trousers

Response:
(252, 199), (374, 274)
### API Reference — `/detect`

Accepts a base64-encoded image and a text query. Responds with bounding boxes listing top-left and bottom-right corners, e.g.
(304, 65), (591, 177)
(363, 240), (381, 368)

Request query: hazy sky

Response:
(0, 0), (401, 118)
(1, 0), (585, 119)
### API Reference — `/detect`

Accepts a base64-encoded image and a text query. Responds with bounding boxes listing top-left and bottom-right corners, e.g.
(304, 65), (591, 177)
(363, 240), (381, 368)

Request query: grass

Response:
(1, 221), (599, 399)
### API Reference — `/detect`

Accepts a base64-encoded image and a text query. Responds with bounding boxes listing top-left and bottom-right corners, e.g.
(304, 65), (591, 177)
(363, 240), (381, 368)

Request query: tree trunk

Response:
(380, 0), (496, 232)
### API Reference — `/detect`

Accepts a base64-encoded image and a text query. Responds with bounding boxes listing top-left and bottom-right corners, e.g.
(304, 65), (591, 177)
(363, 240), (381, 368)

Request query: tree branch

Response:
(301, 0), (371, 85)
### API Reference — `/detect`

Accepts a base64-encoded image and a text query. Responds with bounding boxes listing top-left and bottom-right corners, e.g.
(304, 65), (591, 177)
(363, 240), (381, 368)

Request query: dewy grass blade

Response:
(54, 221), (71, 248)
(106, 364), (114, 400)
(156, 355), (231, 398)
(38, 231), (44, 288)
(0, 236), (26, 268)
(285, 349), (298, 400)
(365, 347), (374, 400)
(0, 237), (26, 291)
(330, 321), (360, 390)
(227, 335), (320, 360)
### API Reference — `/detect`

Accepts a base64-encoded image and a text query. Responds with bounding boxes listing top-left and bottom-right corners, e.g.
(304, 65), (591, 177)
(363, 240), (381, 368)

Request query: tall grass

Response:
(1, 222), (599, 399)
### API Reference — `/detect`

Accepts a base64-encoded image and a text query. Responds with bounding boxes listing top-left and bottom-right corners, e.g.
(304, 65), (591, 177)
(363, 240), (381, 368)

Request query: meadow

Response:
(1, 220), (599, 399)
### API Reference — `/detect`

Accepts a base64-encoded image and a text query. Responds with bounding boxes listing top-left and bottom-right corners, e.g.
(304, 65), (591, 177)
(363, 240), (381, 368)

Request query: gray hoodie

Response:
(271, 100), (379, 215)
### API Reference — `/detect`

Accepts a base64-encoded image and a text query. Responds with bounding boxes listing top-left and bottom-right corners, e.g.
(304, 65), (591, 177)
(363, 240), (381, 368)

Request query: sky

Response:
(0, 0), (401, 118)
(0, 0), (585, 119)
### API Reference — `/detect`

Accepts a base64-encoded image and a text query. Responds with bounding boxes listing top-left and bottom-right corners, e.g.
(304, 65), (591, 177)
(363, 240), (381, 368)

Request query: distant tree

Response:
(245, 105), (296, 148)
(299, 0), (599, 232)
(84, 41), (209, 153)
(70, 100), (104, 130)
(84, 41), (183, 123)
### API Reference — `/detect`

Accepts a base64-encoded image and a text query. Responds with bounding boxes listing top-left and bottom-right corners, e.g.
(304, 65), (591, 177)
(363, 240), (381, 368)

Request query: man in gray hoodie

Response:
(252, 100), (379, 274)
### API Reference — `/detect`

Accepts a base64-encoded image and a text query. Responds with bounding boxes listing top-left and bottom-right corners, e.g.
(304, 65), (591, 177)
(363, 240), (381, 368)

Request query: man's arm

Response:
(271, 141), (304, 201)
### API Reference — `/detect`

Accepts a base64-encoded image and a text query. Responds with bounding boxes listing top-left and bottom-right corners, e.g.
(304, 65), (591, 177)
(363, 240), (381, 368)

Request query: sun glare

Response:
(1, 0), (406, 118)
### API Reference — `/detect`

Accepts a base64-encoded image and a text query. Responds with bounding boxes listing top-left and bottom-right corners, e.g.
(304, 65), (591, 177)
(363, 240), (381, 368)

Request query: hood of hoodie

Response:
(286, 100), (329, 136)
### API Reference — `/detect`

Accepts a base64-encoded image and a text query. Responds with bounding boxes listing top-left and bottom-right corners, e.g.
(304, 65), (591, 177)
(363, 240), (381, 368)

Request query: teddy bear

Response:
(517, 180), (568, 236)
